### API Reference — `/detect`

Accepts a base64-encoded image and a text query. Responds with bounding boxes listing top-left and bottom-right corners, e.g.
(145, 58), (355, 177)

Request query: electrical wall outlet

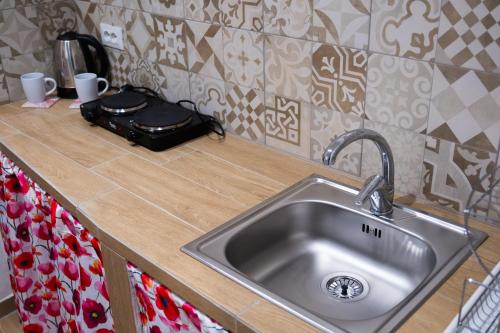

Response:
(100, 23), (124, 50)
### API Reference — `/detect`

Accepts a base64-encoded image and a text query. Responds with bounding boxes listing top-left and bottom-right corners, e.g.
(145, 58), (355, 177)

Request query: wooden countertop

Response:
(0, 100), (498, 333)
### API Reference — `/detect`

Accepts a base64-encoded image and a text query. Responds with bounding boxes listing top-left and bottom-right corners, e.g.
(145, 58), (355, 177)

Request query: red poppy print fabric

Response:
(127, 263), (229, 333)
(0, 154), (115, 333)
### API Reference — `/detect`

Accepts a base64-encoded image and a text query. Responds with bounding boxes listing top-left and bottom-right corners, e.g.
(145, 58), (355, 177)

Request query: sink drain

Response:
(321, 272), (369, 302)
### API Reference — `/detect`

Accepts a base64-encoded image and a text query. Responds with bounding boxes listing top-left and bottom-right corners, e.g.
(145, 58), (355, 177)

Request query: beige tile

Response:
(265, 35), (312, 103)
(0, 134), (116, 211)
(186, 21), (224, 80)
(154, 15), (188, 70)
(185, 0), (221, 23)
(310, 0), (371, 49)
(428, 64), (500, 152)
(310, 107), (363, 176)
(436, 0), (500, 72)
(362, 120), (426, 196)
(93, 154), (245, 232)
(164, 150), (284, 207)
(264, 0), (312, 39)
(369, 0), (441, 60)
(420, 136), (496, 213)
(189, 72), (226, 119)
(311, 43), (367, 116)
(124, 9), (157, 62)
(220, 0), (262, 31)
(265, 94), (311, 159)
(365, 53), (433, 133)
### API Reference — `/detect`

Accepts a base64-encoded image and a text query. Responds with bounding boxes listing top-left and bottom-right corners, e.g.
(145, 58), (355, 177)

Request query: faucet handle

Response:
(355, 175), (385, 206)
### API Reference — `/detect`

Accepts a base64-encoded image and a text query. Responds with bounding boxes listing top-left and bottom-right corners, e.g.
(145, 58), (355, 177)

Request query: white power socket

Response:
(100, 23), (124, 50)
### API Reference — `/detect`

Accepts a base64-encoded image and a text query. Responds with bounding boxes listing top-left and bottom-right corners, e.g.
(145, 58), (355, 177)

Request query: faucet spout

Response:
(322, 129), (395, 216)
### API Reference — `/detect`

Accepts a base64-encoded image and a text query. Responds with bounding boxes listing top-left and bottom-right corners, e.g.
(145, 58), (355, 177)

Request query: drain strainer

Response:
(321, 272), (369, 302)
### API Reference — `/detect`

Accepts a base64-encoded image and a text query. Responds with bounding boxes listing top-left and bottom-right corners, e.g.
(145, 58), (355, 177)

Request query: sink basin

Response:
(182, 175), (487, 332)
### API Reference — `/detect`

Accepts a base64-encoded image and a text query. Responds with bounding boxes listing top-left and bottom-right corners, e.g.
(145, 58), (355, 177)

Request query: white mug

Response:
(74, 73), (109, 103)
(21, 72), (57, 104)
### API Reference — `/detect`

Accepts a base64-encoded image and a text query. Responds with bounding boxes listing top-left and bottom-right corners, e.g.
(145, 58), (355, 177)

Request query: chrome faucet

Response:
(322, 129), (395, 216)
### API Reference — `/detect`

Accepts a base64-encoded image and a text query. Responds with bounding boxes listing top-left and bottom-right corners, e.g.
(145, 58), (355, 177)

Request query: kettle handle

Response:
(77, 34), (110, 80)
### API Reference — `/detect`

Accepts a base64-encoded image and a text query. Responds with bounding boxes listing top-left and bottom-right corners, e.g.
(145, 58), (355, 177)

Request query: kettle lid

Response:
(57, 31), (79, 41)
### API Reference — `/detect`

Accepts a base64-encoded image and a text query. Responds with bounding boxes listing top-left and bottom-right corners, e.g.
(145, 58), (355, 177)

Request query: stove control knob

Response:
(81, 109), (99, 122)
(127, 130), (140, 142)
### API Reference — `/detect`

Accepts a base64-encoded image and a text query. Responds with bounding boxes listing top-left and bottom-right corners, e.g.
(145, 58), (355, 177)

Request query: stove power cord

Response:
(176, 100), (225, 139)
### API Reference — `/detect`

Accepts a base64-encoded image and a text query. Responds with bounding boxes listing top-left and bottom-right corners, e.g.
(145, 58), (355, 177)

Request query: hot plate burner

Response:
(132, 104), (193, 133)
(101, 91), (148, 115)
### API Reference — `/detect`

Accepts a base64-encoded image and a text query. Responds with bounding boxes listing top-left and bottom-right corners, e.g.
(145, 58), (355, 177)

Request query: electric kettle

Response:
(54, 31), (110, 98)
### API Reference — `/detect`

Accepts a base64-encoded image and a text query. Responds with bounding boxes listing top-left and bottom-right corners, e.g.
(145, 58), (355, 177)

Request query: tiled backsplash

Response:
(1, 0), (499, 221)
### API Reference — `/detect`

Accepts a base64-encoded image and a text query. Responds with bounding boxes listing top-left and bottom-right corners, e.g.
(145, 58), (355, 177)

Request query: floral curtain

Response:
(128, 263), (229, 333)
(0, 153), (115, 333)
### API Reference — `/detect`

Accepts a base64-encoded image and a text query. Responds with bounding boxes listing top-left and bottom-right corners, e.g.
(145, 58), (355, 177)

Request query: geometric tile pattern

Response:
(189, 72), (226, 120)
(2, 49), (54, 101)
(365, 53), (433, 133)
(74, 0), (101, 37)
(310, 107), (363, 176)
(362, 120), (426, 195)
(124, 9), (157, 62)
(0, 63), (9, 104)
(223, 28), (264, 89)
(154, 15), (188, 70)
(428, 64), (500, 152)
(265, 93), (310, 158)
(127, 56), (160, 92)
(220, 0), (263, 31)
(420, 136), (497, 212)
(369, 0), (441, 60)
(108, 49), (130, 87)
(186, 21), (225, 80)
(38, 1), (78, 46)
(157, 64), (191, 103)
(264, 0), (312, 38)
(186, 0), (221, 23)
(265, 35), (312, 103)
(311, 43), (367, 116)
(0, 6), (47, 58)
(310, 0), (371, 49)
(225, 83), (265, 142)
(436, 0), (500, 73)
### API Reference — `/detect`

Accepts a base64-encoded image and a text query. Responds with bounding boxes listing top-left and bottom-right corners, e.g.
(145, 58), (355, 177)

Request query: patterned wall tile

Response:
(3, 49), (54, 101)
(365, 53), (433, 133)
(265, 35), (312, 103)
(108, 49), (130, 87)
(154, 15), (188, 70)
(100, 4), (126, 32)
(189, 72), (226, 119)
(0, 1), (16, 9)
(151, 0), (185, 18)
(362, 120), (426, 195)
(157, 63), (190, 103)
(186, 21), (224, 80)
(420, 136), (496, 213)
(101, 0), (124, 6)
(225, 83), (265, 142)
(220, 0), (262, 31)
(428, 64), (500, 153)
(223, 28), (263, 90)
(369, 0), (441, 60)
(310, 0), (371, 49)
(265, 93), (310, 158)
(38, 1), (78, 46)
(436, 0), (500, 73)
(0, 62), (9, 103)
(74, 0), (101, 36)
(311, 107), (363, 176)
(124, 9), (157, 62)
(123, 0), (140, 10)
(127, 56), (160, 92)
(0, 6), (47, 58)
(263, 0), (312, 39)
(186, 0), (221, 23)
(311, 43), (367, 116)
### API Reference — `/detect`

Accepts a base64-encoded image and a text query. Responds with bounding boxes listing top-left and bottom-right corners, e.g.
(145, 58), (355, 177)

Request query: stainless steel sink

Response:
(182, 175), (487, 332)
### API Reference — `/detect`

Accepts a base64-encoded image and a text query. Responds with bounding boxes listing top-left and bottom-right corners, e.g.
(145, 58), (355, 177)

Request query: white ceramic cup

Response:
(20, 72), (57, 104)
(74, 73), (109, 103)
